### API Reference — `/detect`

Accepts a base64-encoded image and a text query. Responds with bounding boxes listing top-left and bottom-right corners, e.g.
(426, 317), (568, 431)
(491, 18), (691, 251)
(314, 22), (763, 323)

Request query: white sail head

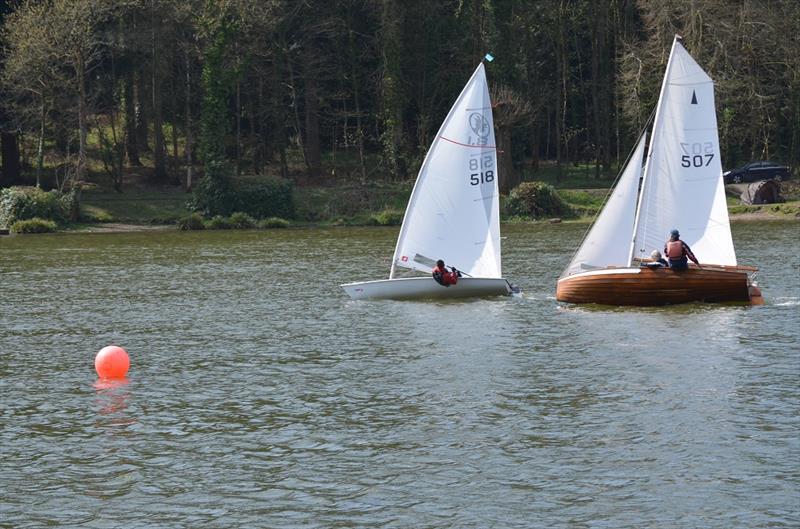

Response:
(563, 132), (647, 277)
(390, 63), (501, 278)
(631, 37), (736, 266)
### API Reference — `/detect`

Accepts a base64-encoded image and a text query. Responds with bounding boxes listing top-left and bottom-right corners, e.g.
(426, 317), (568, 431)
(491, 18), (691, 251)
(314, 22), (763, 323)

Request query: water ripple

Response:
(0, 224), (797, 528)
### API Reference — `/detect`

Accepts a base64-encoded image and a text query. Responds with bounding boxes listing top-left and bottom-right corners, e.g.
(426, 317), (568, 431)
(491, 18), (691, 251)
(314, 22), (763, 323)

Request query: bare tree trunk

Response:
(73, 52), (88, 221)
(184, 51), (193, 190)
(380, 0), (404, 181)
(135, 67), (150, 153)
(248, 79), (258, 173)
(124, 70), (141, 165)
(77, 54), (87, 184)
(36, 102), (45, 187)
(152, 22), (166, 183)
(171, 89), (179, 184)
(235, 79), (241, 175)
(554, 6), (564, 179)
(498, 125), (515, 194)
(285, 54), (308, 173)
(348, 30), (366, 184)
(304, 72), (321, 180)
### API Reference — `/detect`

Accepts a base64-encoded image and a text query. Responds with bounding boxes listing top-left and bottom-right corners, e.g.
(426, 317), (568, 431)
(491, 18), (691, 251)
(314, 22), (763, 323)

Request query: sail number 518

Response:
(680, 142), (714, 167)
(469, 155), (494, 186)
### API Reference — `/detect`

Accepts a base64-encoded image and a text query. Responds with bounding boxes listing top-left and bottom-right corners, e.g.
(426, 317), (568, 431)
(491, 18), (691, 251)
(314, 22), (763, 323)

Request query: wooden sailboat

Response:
(342, 62), (515, 300)
(556, 36), (763, 306)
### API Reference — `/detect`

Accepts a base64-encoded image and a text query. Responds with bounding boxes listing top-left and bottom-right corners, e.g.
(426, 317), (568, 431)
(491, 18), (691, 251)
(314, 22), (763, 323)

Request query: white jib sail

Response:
(390, 63), (501, 278)
(563, 132), (647, 277)
(631, 37), (736, 266)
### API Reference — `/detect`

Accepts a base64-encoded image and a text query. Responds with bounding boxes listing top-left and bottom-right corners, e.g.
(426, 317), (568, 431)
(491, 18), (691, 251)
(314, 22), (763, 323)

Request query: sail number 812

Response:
(469, 155), (494, 186)
(680, 142), (714, 168)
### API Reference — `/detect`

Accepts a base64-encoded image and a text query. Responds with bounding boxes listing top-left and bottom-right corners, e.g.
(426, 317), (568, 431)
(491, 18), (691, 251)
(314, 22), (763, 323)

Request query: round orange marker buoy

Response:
(95, 346), (130, 379)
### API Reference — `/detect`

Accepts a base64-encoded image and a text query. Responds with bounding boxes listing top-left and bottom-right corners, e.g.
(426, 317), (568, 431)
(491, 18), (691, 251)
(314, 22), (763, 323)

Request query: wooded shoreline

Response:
(0, 1), (797, 223)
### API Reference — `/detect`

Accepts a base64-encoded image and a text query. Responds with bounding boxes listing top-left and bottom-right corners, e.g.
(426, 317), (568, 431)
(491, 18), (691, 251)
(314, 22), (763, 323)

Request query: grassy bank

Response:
(71, 182), (800, 231)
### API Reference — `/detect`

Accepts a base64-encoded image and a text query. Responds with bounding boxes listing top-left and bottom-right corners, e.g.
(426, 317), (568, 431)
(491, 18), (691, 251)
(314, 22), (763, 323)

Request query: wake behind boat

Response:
(556, 36), (762, 307)
(341, 61), (516, 301)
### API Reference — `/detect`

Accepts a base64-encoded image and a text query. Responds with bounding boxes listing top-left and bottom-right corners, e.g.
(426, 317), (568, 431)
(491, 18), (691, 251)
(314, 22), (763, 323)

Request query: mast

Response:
(628, 35), (682, 266)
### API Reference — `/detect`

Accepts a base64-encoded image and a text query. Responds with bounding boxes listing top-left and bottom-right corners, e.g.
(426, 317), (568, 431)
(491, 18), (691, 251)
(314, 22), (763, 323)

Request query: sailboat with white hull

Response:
(342, 62), (515, 300)
(556, 36), (763, 306)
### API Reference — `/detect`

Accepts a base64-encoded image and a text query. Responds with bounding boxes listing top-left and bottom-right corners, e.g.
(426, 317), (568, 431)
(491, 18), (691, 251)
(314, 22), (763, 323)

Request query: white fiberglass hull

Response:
(341, 277), (513, 300)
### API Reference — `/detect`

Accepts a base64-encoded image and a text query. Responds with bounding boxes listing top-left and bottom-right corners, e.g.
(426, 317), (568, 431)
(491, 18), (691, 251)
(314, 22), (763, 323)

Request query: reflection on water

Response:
(0, 223), (798, 528)
(94, 378), (134, 424)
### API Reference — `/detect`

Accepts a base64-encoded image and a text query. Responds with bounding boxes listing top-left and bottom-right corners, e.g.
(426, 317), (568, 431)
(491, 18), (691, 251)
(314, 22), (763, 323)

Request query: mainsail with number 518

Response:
(556, 36), (763, 306)
(342, 62), (515, 300)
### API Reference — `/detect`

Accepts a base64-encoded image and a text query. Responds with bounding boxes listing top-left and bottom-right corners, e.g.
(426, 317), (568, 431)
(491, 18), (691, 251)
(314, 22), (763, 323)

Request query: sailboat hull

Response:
(341, 277), (513, 301)
(556, 266), (756, 306)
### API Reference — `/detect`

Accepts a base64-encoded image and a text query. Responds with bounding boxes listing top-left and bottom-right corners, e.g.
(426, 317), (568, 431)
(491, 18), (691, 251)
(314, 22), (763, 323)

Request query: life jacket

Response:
(432, 265), (457, 286)
(666, 240), (685, 259)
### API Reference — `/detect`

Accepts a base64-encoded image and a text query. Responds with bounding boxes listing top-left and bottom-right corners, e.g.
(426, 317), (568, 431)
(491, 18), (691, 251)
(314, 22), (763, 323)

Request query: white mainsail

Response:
(630, 37), (736, 266)
(563, 132), (647, 276)
(390, 63), (501, 279)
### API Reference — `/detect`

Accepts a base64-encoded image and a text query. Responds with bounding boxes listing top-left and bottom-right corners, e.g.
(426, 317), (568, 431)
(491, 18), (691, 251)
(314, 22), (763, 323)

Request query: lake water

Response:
(1, 222), (798, 528)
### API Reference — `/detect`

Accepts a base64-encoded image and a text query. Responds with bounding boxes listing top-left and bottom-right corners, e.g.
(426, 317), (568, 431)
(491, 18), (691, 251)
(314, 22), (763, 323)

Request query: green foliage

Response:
(369, 208), (404, 226)
(190, 160), (237, 216)
(505, 181), (573, 219)
(177, 213), (205, 230)
(206, 215), (233, 229)
(229, 212), (256, 229)
(82, 190), (189, 223)
(234, 178), (294, 219)
(10, 217), (57, 234)
(0, 186), (74, 227)
(257, 217), (290, 229)
(192, 5), (240, 217)
(557, 189), (605, 217)
(80, 205), (115, 223)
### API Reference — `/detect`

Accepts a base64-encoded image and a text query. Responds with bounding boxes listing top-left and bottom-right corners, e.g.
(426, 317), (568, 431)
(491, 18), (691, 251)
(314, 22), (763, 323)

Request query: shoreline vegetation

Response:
(2, 175), (797, 235)
(1, 2), (797, 236)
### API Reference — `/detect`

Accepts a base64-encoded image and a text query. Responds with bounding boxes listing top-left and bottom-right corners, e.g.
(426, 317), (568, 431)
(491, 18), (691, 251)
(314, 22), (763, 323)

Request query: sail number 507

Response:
(469, 155), (494, 186)
(680, 142), (714, 167)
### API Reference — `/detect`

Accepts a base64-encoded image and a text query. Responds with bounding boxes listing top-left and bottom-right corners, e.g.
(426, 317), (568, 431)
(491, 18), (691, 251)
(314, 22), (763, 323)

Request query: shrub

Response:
(229, 211), (256, 229)
(177, 212), (205, 230)
(257, 217), (290, 229)
(505, 181), (573, 218)
(369, 208), (404, 226)
(235, 177), (294, 219)
(0, 186), (73, 227)
(189, 160), (237, 216)
(206, 215), (233, 229)
(10, 217), (57, 234)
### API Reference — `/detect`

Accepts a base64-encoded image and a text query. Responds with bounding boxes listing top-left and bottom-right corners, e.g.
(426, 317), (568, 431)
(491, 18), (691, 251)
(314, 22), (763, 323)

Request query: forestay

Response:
(390, 63), (501, 279)
(630, 37), (736, 266)
(563, 133), (646, 277)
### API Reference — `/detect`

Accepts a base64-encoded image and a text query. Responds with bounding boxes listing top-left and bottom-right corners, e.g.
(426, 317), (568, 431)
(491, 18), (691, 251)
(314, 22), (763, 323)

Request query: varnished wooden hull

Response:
(556, 266), (755, 306)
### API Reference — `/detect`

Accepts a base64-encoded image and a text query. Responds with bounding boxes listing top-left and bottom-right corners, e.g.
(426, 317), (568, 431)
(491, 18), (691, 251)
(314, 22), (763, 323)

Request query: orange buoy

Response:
(95, 346), (130, 379)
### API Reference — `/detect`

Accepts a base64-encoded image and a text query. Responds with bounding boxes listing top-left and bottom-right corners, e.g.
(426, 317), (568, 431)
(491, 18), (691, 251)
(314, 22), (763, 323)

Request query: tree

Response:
(192, 1), (238, 215)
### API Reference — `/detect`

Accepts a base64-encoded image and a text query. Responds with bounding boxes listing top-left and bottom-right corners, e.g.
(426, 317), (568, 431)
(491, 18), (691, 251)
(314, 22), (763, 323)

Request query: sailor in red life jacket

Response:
(664, 229), (699, 270)
(432, 259), (461, 286)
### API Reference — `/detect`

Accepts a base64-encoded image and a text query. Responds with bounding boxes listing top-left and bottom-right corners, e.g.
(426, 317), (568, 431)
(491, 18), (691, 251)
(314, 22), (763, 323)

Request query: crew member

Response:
(664, 229), (699, 270)
(642, 249), (668, 268)
(432, 259), (460, 286)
